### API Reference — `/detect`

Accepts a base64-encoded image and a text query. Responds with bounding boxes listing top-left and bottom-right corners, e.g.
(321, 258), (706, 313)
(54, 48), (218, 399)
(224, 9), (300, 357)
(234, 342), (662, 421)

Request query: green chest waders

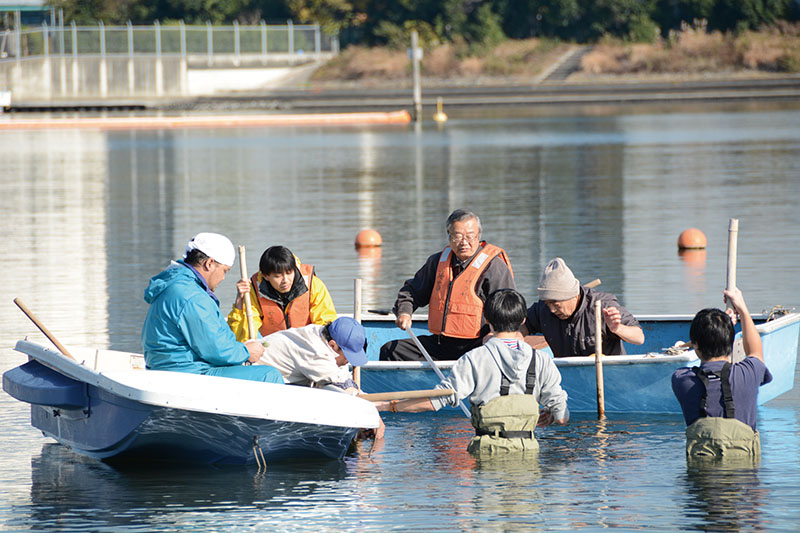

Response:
(685, 363), (760, 458)
(468, 352), (540, 455)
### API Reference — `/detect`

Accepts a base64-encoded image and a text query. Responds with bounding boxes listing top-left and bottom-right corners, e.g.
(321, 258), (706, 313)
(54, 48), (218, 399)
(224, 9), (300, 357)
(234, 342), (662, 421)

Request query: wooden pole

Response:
(353, 278), (362, 388)
(408, 329), (470, 418)
(359, 388), (455, 401)
(726, 218), (739, 310)
(594, 300), (606, 419)
(584, 278), (601, 289)
(14, 298), (76, 361)
(238, 245), (256, 341)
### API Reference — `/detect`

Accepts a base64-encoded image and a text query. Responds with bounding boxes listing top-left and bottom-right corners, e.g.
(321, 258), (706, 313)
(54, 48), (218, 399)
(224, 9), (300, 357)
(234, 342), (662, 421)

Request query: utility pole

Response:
(411, 30), (422, 122)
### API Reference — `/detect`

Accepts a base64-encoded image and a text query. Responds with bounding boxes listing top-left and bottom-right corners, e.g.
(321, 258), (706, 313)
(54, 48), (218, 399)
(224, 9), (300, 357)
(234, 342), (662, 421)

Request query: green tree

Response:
(580, 0), (657, 40)
(710, 0), (792, 31)
(288, 0), (353, 32)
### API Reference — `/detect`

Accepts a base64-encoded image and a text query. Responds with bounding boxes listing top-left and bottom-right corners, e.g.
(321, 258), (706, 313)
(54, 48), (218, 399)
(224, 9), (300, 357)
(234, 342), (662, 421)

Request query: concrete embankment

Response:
(3, 76), (799, 115)
(174, 77), (800, 113)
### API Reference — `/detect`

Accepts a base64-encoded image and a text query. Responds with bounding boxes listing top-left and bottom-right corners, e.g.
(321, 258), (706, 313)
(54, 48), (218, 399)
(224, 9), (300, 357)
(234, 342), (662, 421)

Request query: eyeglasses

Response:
(448, 233), (479, 244)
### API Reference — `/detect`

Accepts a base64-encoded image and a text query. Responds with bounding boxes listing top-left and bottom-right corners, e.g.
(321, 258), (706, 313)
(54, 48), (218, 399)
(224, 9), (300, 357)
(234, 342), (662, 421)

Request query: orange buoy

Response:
(355, 229), (383, 248)
(678, 228), (707, 250)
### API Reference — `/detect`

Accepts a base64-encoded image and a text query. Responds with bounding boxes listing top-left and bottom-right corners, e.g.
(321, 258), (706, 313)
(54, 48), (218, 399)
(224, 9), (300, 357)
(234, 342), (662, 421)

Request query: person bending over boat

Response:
(257, 317), (367, 392)
(521, 258), (644, 357)
(374, 289), (569, 454)
(142, 232), (283, 384)
(671, 288), (770, 458)
(379, 209), (515, 362)
(228, 245), (337, 341)
(257, 317), (386, 439)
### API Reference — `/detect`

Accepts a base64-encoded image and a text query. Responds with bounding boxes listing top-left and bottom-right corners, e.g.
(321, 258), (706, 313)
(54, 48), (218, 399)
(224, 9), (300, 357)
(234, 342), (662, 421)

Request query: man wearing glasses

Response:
(380, 209), (515, 361)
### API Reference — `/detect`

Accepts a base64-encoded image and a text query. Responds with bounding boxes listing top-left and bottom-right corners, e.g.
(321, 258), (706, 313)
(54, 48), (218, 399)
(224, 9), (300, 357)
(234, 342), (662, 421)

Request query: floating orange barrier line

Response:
(0, 110), (412, 130)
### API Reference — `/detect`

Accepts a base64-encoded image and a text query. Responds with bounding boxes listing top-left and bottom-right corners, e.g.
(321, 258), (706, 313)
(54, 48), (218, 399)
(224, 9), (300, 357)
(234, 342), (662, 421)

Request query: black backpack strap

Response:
(691, 366), (711, 418)
(719, 363), (735, 419)
(500, 375), (510, 396)
(692, 364), (736, 419)
(525, 351), (537, 394)
(494, 343), (536, 396)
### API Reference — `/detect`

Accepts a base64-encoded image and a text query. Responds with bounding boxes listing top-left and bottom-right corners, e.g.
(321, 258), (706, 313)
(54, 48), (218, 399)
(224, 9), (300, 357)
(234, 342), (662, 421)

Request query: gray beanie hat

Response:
(538, 258), (580, 301)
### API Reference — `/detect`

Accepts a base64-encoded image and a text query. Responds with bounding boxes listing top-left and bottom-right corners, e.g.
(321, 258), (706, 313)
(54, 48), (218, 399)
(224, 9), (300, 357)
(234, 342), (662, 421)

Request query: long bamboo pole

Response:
(595, 300), (606, 419)
(238, 245), (256, 340)
(14, 298), (76, 360)
(359, 388), (455, 401)
(408, 329), (470, 417)
(726, 218), (739, 310)
(353, 278), (362, 388)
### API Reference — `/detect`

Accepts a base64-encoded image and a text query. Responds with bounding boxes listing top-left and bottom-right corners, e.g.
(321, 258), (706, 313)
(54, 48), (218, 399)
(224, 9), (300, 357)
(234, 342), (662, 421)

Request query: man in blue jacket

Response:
(142, 232), (283, 383)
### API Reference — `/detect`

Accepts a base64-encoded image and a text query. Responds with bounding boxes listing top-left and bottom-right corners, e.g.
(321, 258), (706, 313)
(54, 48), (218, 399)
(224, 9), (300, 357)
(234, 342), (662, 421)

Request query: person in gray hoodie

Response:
(374, 289), (569, 453)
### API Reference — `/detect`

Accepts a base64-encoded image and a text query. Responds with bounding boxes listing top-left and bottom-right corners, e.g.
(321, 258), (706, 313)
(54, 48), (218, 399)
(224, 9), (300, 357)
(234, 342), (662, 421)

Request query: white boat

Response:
(3, 340), (380, 465)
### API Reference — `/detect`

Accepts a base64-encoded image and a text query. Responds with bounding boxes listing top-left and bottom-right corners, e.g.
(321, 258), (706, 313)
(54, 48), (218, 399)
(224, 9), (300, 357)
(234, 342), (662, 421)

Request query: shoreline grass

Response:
(311, 23), (800, 86)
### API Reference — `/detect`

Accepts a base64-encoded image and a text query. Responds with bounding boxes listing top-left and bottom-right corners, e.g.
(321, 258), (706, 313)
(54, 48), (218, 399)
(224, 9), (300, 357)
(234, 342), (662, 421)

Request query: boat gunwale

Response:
(13, 340), (379, 430)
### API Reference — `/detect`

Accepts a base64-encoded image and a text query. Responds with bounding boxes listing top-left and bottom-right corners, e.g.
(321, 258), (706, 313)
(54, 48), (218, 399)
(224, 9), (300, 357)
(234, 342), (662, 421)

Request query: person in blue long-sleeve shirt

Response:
(142, 232), (283, 383)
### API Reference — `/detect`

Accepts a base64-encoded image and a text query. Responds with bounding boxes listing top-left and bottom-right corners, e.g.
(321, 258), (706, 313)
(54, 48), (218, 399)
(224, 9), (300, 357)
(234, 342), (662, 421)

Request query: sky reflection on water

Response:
(0, 102), (799, 530)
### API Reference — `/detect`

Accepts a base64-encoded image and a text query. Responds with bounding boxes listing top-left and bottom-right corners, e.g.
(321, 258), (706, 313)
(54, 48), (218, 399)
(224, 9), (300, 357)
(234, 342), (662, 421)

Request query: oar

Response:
(594, 300), (606, 419)
(407, 329), (470, 417)
(584, 278), (601, 289)
(238, 245), (256, 341)
(359, 388), (455, 401)
(353, 278), (362, 388)
(726, 218), (739, 311)
(14, 298), (76, 361)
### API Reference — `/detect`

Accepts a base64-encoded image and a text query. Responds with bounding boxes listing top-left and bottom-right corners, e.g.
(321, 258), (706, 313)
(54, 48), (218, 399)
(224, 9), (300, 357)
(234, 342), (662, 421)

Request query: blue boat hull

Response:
(4, 357), (361, 465)
(359, 313), (800, 414)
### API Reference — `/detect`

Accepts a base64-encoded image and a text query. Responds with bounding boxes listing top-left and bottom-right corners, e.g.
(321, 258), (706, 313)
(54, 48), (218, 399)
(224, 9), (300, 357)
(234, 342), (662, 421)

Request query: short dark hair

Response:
(690, 308), (735, 360)
(484, 289), (527, 333)
(321, 323), (332, 342)
(184, 248), (211, 267)
(259, 246), (296, 275)
(446, 209), (482, 236)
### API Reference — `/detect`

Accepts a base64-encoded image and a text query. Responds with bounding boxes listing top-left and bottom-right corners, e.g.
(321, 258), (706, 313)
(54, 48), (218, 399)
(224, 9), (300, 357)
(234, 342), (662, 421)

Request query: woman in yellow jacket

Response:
(227, 246), (337, 341)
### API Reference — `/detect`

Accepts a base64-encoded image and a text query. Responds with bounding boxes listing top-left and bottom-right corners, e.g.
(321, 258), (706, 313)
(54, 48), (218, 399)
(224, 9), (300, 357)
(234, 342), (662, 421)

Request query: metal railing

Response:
(1, 21), (339, 65)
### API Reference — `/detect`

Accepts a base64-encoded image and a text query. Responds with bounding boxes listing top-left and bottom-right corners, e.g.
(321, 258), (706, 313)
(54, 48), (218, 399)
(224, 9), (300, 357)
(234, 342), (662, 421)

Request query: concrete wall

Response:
(1, 55), (186, 101)
(0, 52), (334, 103)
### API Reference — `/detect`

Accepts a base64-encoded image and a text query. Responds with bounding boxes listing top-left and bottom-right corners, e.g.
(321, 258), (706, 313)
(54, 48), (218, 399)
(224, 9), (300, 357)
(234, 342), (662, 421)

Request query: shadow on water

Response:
(22, 443), (348, 530)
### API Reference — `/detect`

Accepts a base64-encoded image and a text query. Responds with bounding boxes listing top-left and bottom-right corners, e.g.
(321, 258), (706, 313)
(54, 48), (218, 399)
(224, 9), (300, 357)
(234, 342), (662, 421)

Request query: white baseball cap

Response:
(184, 233), (235, 267)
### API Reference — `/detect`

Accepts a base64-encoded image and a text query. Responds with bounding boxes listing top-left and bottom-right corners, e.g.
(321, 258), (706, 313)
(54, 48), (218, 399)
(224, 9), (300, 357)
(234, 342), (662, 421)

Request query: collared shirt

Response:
(525, 287), (639, 357)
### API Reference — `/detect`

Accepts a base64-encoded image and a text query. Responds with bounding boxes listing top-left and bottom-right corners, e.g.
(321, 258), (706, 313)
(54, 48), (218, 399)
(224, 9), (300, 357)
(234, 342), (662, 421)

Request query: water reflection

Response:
(26, 443), (349, 530)
(3, 108), (798, 355)
(0, 130), (110, 352)
(467, 453), (543, 529)
(683, 457), (763, 531)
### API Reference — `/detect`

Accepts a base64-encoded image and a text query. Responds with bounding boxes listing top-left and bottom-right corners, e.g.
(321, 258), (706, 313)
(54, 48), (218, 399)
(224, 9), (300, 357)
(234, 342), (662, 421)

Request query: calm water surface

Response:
(1, 101), (799, 530)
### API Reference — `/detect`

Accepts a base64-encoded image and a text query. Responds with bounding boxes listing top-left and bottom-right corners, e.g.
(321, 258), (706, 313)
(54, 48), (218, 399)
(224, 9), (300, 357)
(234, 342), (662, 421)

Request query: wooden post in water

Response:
(410, 30), (422, 122)
(595, 300), (606, 419)
(238, 246), (256, 341)
(353, 278), (362, 388)
(726, 218), (739, 310)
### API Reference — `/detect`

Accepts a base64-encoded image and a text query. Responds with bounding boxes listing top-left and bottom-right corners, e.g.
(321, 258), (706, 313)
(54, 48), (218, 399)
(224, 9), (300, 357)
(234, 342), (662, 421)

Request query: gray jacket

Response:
(430, 337), (569, 422)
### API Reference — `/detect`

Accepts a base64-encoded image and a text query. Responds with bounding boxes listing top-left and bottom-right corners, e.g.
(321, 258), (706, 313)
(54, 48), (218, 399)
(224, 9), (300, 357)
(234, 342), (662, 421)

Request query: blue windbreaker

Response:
(142, 261), (249, 373)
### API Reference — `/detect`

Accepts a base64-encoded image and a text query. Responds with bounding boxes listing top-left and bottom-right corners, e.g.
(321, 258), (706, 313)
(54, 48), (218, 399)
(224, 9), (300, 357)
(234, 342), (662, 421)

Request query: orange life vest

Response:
(428, 242), (512, 339)
(251, 263), (314, 336)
